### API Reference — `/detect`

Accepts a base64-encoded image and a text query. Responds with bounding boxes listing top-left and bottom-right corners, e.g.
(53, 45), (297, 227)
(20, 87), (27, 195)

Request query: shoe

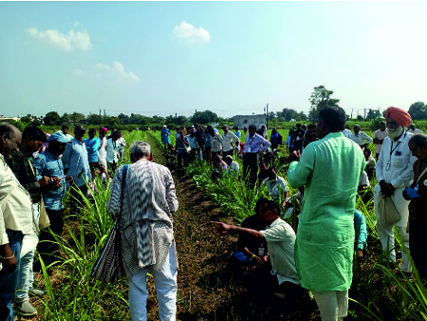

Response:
(29, 288), (47, 297)
(15, 301), (37, 317)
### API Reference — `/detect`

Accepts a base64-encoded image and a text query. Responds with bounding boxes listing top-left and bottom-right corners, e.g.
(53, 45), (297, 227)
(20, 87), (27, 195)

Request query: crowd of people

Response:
(0, 124), (127, 319)
(0, 106), (426, 321)
(211, 107), (426, 321)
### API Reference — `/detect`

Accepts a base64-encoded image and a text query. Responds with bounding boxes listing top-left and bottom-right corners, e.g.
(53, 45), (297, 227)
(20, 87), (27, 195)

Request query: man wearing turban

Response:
(375, 106), (416, 273)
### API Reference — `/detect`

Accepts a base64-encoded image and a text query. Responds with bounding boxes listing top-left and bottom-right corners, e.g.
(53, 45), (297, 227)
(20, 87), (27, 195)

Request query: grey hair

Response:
(130, 141), (151, 158)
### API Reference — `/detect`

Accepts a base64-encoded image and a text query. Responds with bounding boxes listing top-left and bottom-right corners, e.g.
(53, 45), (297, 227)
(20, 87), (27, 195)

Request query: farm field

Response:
(23, 126), (426, 321)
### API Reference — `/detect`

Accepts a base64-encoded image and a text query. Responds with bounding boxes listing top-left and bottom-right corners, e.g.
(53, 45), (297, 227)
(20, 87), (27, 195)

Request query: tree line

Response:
(13, 85), (427, 130)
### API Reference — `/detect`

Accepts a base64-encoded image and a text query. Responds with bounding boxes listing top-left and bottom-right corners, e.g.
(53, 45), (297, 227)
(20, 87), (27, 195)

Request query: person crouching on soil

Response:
(212, 200), (306, 303)
(232, 198), (271, 290)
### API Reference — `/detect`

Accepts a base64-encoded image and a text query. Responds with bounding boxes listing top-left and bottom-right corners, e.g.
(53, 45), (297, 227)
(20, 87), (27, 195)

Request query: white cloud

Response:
(74, 61), (139, 82)
(173, 21), (210, 43)
(26, 27), (92, 51)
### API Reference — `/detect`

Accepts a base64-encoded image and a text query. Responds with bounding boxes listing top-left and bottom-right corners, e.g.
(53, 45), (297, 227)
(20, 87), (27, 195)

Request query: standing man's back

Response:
(287, 107), (365, 321)
(107, 141), (178, 321)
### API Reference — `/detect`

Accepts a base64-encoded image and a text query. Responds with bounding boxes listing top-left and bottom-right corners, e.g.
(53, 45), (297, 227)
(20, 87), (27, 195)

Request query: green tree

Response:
(191, 110), (218, 124)
(87, 113), (102, 125)
(118, 113), (130, 124)
(69, 112), (85, 126)
(20, 114), (33, 124)
(366, 109), (381, 120)
(43, 111), (61, 126)
(308, 85), (340, 121)
(408, 101), (427, 120)
(61, 113), (71, 125)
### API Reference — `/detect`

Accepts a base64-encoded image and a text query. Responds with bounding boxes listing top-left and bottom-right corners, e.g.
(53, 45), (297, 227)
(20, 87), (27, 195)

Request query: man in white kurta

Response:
(107, 141), (178, 321)
(375, 107), (416, 273)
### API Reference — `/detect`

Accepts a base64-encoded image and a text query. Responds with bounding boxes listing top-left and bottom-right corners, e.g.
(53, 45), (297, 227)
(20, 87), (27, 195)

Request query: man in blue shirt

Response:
(161, 125), (171, 152)
(84, 128), (101, 179)
(62, 126), (91, 215)
(243, 125), (271, 188)
(33, 132), (70, 267)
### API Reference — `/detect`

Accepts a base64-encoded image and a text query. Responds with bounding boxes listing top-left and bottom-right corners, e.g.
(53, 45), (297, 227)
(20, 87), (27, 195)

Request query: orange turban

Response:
(385, 107), (412, 127)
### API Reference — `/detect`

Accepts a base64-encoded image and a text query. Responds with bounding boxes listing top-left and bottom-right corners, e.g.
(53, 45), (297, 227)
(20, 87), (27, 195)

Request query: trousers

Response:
(374, 185), (411, 273)
(129, 244), (177, 321)
(0, 230), (23, 321)
(312, 290), (349, 321)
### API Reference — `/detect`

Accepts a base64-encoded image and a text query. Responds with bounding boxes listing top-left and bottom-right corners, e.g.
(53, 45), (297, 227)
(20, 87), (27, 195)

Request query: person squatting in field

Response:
(212, 200), (307, 304)
(107, 141), (178, 321)
(374, 106), (416, 274)
(287, 106), (365, 321)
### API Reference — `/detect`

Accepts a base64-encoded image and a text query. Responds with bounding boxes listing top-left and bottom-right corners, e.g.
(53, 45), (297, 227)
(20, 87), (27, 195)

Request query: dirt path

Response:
(145, 133), (320, 321)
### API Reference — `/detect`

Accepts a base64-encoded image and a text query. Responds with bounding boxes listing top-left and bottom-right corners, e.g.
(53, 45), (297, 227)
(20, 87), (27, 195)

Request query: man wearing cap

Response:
(62, 126), (91, 215)
(0, 123), (33, 321)
(33, 131), (70, 267)
(375, 106), (416, 273)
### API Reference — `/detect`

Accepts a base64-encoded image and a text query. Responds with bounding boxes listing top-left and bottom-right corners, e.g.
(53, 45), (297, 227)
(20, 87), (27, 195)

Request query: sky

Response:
(1, 1), (427, 119)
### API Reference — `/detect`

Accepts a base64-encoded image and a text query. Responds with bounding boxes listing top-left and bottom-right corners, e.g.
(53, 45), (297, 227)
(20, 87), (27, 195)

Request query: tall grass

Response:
(34, 130), (147, 320)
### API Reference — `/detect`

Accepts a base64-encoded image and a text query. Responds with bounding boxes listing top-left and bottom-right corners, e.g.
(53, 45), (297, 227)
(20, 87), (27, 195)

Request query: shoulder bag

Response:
(90, 164), (128, 282)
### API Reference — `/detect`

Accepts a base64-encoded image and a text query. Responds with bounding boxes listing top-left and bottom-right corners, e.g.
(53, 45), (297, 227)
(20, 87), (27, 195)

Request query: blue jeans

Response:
(15, 233), (38, 303)
(0, 229), (23, 321)
(16, 203), (39, 303)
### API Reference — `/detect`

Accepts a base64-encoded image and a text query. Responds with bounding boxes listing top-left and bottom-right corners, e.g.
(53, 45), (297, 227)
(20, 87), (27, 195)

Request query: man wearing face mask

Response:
(375, 106), (416, 273)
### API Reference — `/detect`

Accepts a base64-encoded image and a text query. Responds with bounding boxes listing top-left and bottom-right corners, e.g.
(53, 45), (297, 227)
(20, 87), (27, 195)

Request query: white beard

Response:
(386, 126), (404, 139)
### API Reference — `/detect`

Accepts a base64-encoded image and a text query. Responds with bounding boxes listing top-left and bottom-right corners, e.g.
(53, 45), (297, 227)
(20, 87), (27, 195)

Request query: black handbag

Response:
(91, 164), (128, 282)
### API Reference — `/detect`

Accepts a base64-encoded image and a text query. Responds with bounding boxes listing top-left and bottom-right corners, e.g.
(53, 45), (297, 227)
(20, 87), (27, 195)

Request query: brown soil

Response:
(145, 134), (321, 321)
(22, 133), (381, 321)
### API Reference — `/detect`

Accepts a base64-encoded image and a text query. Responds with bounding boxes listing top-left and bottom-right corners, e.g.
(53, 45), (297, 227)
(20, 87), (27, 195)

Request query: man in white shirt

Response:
(375, 107), (416, 273)
(106, 130), (121, 174)
(223, 155), (240, 176)
(373, 121), (387, 159)
(243, 125), (271, 188)
(350, 124), (372, 148)
(212, 200), (304, 295)
(261, 168), (289, 206)
(208, 126), (223, 165)
(0, 124), (33, 321)
(222, 125), (240, 158)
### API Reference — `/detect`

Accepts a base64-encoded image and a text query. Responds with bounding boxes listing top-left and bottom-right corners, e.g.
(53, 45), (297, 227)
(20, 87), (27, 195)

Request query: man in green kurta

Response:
(287, 106), (365, 321)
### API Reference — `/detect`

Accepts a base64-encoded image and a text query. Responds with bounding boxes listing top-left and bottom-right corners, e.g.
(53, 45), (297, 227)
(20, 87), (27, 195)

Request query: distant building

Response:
(0, 116), (20, 122)
(233, 114), (266, 130)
